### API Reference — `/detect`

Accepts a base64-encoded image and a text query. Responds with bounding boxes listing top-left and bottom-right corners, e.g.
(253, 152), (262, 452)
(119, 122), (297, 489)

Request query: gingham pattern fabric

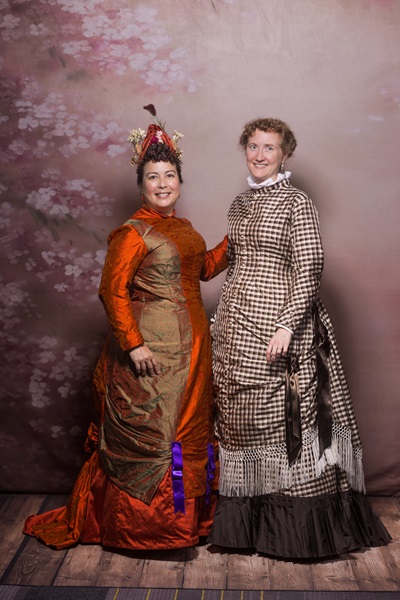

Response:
(213, 178), (364, 497)
(278, 465), (350, 497)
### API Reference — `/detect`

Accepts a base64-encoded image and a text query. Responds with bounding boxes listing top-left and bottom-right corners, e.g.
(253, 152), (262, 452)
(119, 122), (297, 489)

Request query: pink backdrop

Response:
(0, 0), (399, 496)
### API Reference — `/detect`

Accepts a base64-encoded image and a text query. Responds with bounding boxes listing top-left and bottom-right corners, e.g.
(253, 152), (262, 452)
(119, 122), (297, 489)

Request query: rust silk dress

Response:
(24, 205), (228, 550)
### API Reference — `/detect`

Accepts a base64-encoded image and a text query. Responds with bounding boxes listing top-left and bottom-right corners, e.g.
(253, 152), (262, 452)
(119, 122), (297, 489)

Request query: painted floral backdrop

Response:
(1, 0), (399, 495)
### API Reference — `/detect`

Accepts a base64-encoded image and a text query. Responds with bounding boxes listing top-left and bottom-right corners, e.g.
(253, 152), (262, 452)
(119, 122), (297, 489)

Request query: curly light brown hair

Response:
(239, 118), (297, 158)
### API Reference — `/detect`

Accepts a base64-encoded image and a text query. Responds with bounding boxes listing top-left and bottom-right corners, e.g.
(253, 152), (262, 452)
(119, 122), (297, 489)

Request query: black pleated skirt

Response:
(208, 490), (391, 559)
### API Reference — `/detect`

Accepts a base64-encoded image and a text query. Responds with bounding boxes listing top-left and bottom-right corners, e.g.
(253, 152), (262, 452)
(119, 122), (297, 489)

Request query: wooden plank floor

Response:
(0, 493), (399, 591)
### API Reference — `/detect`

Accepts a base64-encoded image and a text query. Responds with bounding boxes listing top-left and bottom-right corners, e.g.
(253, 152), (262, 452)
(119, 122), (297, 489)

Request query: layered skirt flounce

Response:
(208, 490), (391, 559)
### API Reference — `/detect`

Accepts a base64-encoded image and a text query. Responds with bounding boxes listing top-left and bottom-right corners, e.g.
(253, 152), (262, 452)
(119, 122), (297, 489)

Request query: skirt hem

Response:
(207, 490), (391, 559)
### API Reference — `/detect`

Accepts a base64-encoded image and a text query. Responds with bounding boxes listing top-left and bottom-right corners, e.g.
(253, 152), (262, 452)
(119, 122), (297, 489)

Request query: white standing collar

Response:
(247, 171), (291, 190)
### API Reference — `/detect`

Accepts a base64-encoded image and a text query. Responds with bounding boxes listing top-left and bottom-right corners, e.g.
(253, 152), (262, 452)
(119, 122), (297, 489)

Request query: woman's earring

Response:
(280, 163), (285, 171)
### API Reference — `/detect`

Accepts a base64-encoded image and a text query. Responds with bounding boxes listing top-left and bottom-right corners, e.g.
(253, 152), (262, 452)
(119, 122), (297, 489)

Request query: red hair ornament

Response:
(128, 105), (183, 166)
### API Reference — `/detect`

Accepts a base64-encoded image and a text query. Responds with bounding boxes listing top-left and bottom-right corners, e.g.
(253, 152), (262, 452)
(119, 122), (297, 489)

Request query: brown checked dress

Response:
(208, 177), (391, 558)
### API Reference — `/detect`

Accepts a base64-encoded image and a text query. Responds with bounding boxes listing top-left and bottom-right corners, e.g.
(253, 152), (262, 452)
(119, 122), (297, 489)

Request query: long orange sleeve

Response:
(200, 235), (229, 281)
(98, 225), (148, 351)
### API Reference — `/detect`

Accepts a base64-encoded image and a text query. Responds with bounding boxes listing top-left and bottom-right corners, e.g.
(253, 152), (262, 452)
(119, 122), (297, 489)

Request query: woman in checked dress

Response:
(208, 117), (390, 558)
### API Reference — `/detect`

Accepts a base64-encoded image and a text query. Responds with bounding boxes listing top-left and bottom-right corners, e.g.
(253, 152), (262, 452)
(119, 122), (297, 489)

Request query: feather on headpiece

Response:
(128, 105), (183, 166)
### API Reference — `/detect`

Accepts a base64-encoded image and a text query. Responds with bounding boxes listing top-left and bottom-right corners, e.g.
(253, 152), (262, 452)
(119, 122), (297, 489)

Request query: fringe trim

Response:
(219, 422), (366, 497)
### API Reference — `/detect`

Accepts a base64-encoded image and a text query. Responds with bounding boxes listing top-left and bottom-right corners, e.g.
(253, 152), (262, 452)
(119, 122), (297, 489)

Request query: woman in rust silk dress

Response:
(24, 107), (228, 550)
(208, 117), (391, 559)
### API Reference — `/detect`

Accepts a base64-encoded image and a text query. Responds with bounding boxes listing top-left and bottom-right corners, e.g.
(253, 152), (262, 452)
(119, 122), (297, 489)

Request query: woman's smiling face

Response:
(245, 129), (287, 184)
(142, 161), (180, 216)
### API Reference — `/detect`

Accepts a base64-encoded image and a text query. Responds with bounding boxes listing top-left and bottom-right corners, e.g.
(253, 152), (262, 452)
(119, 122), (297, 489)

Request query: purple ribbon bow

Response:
(206, 443), (216, 505)
(171, 441), (185, 514)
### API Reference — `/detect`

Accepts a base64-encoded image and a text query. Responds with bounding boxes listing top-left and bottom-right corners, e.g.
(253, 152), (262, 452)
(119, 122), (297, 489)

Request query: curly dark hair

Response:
(239, 117), (297, 158)
(136, 143), (183, 185)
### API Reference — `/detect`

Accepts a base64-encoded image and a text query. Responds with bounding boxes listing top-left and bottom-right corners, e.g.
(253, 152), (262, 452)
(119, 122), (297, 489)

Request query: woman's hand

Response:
(129, 345), (160, 377)
(266, 328), (292, 364)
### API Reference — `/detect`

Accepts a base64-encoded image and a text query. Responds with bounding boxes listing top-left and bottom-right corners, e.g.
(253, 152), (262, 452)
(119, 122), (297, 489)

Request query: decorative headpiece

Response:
(128, 104), (184, 166)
